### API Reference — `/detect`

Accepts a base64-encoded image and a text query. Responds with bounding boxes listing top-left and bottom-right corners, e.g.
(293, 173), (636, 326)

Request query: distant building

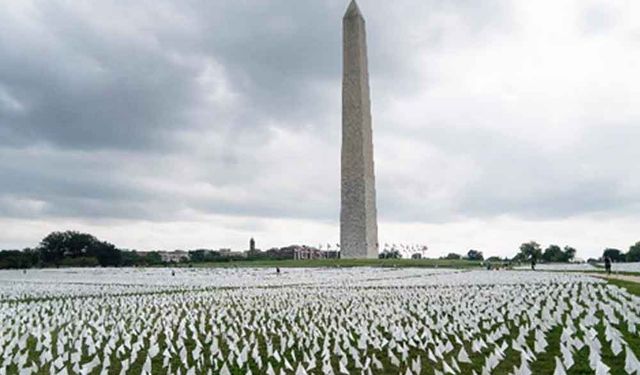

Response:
(231, 251), (247, 258)
(218, 248), (246, 258)
(324, 251), (341, 259)
(159, 250), (188, 263)
(264, 246), (340, 260)
(249, 238), (256, 252)
(218, 248), (232, 256)
(264, 247), (296, 260)
(294, 246), (325, 260)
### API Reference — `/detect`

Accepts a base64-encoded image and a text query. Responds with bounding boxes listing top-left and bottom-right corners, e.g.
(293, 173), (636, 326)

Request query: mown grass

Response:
(5, 272), (639, 374)
(185, 258), (482, 269)
(607, 278), (640, 296)
(559, 270), (640, 277)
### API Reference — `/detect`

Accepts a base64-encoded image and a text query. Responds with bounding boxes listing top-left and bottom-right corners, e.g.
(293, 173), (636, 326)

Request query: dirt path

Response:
(588, 273), (640, 284)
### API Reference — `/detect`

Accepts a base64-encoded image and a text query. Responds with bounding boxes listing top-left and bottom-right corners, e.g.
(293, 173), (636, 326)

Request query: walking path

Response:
(588, 273), (640, 284)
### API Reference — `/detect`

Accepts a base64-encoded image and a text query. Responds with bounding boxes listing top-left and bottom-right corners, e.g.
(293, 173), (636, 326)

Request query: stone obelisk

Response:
(341, 0), (378, 259)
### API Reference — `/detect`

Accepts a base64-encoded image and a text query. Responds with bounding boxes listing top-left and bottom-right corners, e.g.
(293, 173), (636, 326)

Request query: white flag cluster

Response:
(0, 268), (638, 374)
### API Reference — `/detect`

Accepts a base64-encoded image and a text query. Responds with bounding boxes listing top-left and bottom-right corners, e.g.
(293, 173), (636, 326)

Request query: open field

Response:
(515, 263), (640, 277)
(606, 278), (640, 298)
(1, 268), (639, 374)
(186, 258), (483, 269)
(597, 263), (640, 274)
(514, 263), (599, 272)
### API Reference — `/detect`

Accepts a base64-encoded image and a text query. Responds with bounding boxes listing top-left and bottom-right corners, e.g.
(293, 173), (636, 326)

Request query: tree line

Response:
(440, 241), (640, 264)
(0, 231), (331, 269)
(0, 231), (164, 269)
(2, 231), (640, 269)
(441, 250), (486, 261)
(514, 242), (577, 263)
(515, 241), (640, 263)
(600, 245), (640, 263)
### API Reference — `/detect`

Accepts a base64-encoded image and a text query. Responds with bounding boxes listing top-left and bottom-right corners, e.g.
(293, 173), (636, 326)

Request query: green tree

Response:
(466, 250), (484, 261)
(39, 231), (99, 264)
(143, 252), (163, 265)
(0, 250), (38, 269)
(603, 248), (625, 262)
(379, 249), (402, 259)
(563, 246), (577, 262)
(38, 232), (69, 264)
(60, 256), (99, 267)
(65, 232), (98, 258)
(121, 250), (142, 267)
(542, 245), (564, 262)
(93, 242), (122, 267)
(444, 253), (462, 260)
(38, 231), (123, 267)
(627, 242), (640, 262)
(518, 242), (542, 262)
(189, 250), (208, 263)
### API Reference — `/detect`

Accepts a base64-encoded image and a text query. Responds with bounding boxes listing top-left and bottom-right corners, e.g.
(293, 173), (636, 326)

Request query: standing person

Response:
(276, 267), (280, 275)
(604, 256), (612, 275)
(531, 257), (537, 271)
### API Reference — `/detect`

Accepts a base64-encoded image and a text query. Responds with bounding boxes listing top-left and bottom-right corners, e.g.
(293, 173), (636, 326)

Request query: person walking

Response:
(604, 256), (612, 275)
(530, 257), (537, 271)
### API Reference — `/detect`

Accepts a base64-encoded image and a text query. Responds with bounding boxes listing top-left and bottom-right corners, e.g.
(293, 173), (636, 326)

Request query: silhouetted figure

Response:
(276, 267), (280, 275)
(531, 257), (536, 271)
(171, 270), (175, 277)
(604, 257), (612, 275)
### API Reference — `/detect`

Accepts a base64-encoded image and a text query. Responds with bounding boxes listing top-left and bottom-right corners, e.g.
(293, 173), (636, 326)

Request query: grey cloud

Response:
(0, 4), (203, 150)
(0, 1), (348, 151)
(1, 0), (512, 151)
(376, 123), (640, 222)
(1, 0), (638, 239)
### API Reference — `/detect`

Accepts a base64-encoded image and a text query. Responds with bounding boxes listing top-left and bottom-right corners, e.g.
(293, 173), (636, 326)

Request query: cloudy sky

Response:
(1, 0), (639, 258)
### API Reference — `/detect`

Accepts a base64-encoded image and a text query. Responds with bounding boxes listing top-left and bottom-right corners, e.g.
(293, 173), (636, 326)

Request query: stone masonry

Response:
(340, 0), (379, 259)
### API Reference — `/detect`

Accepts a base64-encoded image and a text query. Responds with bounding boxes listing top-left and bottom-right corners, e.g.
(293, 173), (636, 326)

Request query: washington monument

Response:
(341, 0), (379, 259)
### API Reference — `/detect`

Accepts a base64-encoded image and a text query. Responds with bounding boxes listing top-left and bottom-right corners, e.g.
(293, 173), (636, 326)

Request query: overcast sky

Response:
(1, 0), (639, 258)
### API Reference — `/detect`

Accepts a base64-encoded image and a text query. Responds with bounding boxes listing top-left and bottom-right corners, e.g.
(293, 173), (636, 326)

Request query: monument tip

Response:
(344, 0), (363, 19)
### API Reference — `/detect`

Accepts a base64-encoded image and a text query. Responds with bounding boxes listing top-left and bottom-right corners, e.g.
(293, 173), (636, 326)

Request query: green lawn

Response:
(607, 278), (640, 296)
(564, 270), (640, 277)
(4, 268), (640, 374)
(183, 258), (483, 269)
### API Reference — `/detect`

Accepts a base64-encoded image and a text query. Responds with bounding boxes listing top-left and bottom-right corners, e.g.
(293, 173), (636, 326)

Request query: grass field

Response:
(1, 268), (639, 374)
(185, 258), (483, 269)
(557, 270), (640, 278)
(607, 278), (640, 297)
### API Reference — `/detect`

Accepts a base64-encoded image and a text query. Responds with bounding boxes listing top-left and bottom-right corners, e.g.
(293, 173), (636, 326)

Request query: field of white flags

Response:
(513, 263), (598, 272)
(599, 262), (640, 274)
(1, 268), (640, 375)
